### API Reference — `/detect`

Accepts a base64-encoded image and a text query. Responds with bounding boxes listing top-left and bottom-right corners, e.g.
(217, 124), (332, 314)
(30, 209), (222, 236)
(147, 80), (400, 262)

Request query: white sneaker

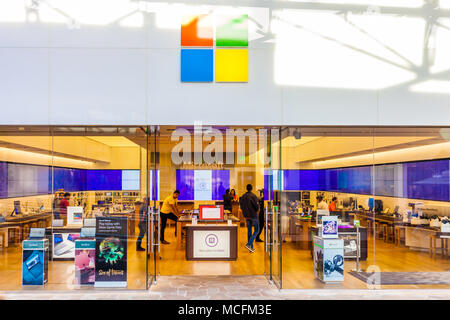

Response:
(245, 244), (255, 253)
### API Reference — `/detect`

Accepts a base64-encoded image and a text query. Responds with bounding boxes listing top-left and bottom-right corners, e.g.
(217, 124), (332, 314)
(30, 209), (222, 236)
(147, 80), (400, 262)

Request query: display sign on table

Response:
(94, 217), (127, 288)
(193, 230), (230, 258)
(321, 216), (338, 239)
(67, 206), (83, 226)
(199, 205), (223, 221)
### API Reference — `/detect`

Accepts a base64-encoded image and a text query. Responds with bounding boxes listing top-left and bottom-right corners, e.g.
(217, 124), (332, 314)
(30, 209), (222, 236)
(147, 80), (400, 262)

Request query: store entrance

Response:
(147, 125), (281, 284)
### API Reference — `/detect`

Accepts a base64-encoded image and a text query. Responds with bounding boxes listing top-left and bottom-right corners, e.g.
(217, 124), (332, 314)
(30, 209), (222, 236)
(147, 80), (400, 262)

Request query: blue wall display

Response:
(86, 170), (122, 191)
(264, 159), (450, 202)
(176, 169), (230, 200)
(404, 160), (449, 202)
(0, 161), (140, 198)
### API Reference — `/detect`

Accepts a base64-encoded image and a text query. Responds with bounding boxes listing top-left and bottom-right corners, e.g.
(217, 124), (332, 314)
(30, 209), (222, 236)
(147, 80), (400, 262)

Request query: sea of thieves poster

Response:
(95, 217), (127, 287)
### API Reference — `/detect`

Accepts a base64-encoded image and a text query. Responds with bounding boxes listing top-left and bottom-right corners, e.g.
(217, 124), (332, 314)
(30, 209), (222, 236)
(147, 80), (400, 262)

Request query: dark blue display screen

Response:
(404, 160), (449, 202)
(86, 170), (122, 191)
(263, 160), (450, 202)
(0, 162), (7, 198)
(176, 170), (194, 200)
(0, 162), (139, 198)
(212, 170), (230, 201)
(176, 170), (230, 200)
(53, 167), (86, 192)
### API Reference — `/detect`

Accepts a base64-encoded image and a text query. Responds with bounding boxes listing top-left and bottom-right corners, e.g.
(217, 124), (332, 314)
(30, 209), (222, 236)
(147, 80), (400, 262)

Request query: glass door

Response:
(264, 127), (282, 289)
(147, 125), (160, 287)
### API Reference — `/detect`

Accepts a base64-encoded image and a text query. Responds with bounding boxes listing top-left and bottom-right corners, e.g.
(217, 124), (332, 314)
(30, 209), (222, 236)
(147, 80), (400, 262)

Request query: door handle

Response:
(272, 206), (276, 249)
(149, 207), (153, 253)
(265, 206), (269, 252)
(156, 208), (161, 253)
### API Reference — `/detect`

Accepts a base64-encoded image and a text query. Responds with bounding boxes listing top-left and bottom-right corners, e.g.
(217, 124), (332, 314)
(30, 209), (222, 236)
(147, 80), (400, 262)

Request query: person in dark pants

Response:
(255, 189), (265, 242)
(136, 199), (148, 251)
(223, 189), (233, 213)
(160, 190), (180, 244)
(240, 184), (259, 253)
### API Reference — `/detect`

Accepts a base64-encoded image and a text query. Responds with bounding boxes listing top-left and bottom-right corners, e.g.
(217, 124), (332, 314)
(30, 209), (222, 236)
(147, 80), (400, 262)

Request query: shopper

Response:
(255, 189), (265, 242)
(222, 189), (233, 213)
(230, 189), (238, 201)
(52, 190), (64, 219)
(136, 199), (148, 251)
(59, 192), (70, 225)
(239, 184), (259, 253)
(160, 190), (180, 244)
(316, 195), (328, 210)
(328, 197), (338, 212)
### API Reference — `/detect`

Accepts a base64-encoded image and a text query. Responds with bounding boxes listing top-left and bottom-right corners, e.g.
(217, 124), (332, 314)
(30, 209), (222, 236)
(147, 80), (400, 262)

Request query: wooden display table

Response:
(2, 213), (52, 241)
(176, 214), (240, 248)
(289, 215), (313, 249)
(429, 232), (450, 258)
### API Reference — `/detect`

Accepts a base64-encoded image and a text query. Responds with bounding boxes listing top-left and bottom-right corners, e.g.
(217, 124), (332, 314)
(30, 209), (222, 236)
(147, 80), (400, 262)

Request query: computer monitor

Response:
(12, 201), (21, 216)
(52, 219), (64, 227)
(199, 205), (224, 221)
(368, 198), (374, 211)
(316, 209), (329, 224)
(84, 218), (96, 227)
(28, 228), (45, 239)
(374, 200), (383, 214)
(342, 198), (350, 208)
(80, 227), (96, 238)
(349, 197), (355, 208)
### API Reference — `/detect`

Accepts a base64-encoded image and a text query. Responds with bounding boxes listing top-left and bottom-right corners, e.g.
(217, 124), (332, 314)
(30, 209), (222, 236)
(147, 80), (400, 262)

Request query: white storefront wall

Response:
(0, 0), (449, 126)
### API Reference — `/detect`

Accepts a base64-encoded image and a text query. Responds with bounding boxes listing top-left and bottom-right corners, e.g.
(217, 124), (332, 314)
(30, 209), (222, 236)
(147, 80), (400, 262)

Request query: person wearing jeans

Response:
(136, 199), (148, 251)
(239, 184), (260, 253)
(246, 218), (259, 250)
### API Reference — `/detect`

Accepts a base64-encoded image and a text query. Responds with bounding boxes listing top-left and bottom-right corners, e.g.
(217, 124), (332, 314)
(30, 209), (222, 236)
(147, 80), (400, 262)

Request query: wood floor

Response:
(0, 225), (449, 291)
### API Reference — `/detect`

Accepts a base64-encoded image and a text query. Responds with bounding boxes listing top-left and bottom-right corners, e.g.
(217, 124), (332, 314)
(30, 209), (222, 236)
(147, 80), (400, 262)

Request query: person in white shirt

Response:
(316, 196), (328, 211)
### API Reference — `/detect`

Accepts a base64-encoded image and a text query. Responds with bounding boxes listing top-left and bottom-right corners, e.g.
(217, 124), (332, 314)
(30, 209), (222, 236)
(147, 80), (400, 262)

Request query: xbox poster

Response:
(94, 217), (127, 287)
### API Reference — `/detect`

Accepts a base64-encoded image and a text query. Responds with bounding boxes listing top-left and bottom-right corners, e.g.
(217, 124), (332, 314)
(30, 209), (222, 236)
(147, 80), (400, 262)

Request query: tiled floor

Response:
(1, 275), (449, 300)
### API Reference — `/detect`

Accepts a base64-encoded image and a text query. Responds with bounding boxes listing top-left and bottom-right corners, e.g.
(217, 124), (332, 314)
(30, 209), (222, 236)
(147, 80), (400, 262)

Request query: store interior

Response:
(0, 126), (449, 290)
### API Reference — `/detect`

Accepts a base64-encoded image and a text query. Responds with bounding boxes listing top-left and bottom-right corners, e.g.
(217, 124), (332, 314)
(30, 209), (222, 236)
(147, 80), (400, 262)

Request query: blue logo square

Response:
(181, 49), (213, 82)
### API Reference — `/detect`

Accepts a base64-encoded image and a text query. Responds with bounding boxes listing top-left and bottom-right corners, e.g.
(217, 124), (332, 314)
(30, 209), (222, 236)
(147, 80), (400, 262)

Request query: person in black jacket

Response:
(239, 184), (260, 253)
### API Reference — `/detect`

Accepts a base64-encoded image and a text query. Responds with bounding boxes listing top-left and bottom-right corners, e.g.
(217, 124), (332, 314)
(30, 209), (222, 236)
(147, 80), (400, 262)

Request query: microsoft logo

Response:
(180, 14), (248, 83)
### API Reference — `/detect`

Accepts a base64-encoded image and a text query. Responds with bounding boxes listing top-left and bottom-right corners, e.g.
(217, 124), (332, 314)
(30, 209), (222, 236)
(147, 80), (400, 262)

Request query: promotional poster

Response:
(74, 240), (96, 285)
(321, 216), (338, 239)
(22, 240), (49, 286)
(95, 217), (127, 287)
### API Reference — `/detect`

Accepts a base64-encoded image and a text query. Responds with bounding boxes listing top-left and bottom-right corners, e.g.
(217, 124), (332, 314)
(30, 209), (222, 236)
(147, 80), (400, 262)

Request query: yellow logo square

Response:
(215, 49), (248, 82)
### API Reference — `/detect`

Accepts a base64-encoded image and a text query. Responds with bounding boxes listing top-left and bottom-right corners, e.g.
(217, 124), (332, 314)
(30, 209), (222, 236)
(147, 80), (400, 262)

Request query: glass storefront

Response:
(0, 126), (149, 290)
(0, 125), (449, 291)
